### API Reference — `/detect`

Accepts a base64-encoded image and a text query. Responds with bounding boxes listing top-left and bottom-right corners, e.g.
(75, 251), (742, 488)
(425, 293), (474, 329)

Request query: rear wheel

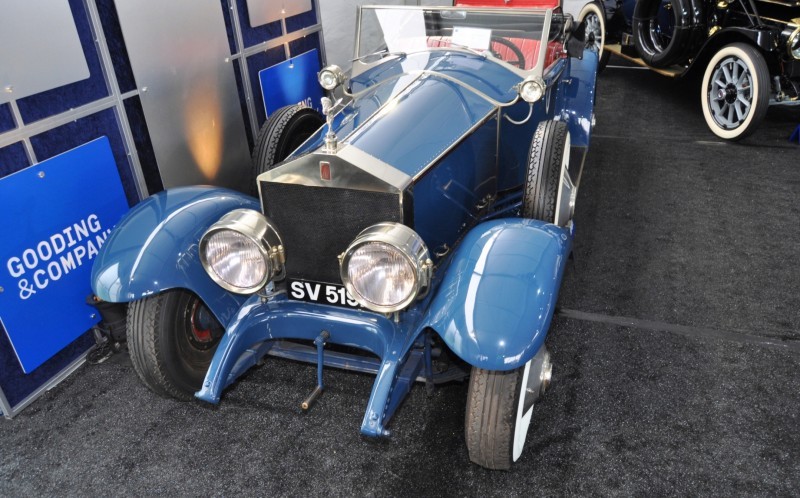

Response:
(251, 105), (324, 193)
(701, 43), (770, 141)
(127, 290), (224, 400)
(578, 2), (610, 71)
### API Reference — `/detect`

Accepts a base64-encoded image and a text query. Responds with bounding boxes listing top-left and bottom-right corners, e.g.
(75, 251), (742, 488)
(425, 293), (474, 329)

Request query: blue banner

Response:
(260, 49), (323, 116)
(0, 137), (129, 373)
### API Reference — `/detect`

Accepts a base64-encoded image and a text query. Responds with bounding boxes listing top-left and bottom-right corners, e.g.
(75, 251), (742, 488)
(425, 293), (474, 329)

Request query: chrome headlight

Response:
(318, 65), (345, 91)
(200, 209), (285, 294)
(339, 223), (432, 313)
(519, 76), (546, 103)
(787, 27), (800, 60)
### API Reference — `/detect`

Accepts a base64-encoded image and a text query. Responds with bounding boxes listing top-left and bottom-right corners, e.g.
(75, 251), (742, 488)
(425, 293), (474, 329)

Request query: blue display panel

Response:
(247, 46), (287, 126)
(0, 142), (30, 177)
(260, 49), (323, 117)
(0, 137), (129, 373)
(0, 104), (15, 133)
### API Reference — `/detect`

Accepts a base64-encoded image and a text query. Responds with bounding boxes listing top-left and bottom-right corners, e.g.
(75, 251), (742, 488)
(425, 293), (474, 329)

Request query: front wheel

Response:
(127, 290), (224, 400)
(701, 43), (770, 141)
(523, 120), (574, 226)
(465, 348), (552, 470)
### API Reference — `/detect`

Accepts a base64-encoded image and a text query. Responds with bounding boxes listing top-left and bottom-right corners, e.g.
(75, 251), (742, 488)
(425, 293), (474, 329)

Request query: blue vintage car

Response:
(91, 5), (597, 470)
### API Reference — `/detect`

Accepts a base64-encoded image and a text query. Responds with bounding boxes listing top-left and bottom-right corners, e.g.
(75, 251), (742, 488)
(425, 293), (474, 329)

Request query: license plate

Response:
(288, 279), (360, 309)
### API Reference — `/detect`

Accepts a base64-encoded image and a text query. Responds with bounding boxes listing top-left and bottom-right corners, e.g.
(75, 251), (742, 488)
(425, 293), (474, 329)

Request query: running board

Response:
(604, 44), (686, 78)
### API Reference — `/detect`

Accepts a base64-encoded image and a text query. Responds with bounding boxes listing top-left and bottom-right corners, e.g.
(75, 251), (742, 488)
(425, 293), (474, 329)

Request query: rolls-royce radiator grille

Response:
(261, 182), (404, 284)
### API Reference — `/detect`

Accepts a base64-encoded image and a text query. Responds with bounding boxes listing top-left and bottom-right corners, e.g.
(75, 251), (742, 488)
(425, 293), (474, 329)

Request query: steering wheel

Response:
(490, 36), (527, 69)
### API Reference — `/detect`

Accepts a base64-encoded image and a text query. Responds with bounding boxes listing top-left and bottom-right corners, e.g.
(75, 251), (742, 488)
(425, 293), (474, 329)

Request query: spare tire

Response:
(633, 0), (700, 68)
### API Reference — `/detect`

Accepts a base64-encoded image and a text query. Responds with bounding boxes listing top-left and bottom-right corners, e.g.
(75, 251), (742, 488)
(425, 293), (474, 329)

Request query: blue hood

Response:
(295, 52), (522, 177)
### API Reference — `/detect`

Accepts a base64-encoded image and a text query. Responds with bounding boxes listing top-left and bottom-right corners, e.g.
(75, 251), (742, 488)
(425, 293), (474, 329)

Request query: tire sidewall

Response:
(701, 43), (769, 140)
(579, 2), (606, 60)
(523, 120), (570, 225)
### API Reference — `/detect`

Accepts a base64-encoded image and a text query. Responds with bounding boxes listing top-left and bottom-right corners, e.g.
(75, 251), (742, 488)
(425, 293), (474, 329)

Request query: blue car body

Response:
(92, 6), (597, 439)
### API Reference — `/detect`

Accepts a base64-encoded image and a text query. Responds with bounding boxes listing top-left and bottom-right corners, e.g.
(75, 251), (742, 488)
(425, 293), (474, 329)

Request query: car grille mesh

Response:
(261, 182), (403, 284)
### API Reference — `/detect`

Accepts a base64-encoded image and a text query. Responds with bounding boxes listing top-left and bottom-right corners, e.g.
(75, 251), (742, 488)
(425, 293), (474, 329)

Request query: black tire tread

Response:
(465, 367), (521, 470)
(251, 105), (324, 194)
(128, 294), (194, 401)
(523, 120), (568, 223)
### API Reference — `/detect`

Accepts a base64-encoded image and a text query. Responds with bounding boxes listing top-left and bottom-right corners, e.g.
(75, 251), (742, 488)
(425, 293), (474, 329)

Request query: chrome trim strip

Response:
(336, 144), (412, 191)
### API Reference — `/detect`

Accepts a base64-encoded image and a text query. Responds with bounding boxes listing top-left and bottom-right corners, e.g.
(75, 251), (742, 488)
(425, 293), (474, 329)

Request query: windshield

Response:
(356, 6), (564, 75)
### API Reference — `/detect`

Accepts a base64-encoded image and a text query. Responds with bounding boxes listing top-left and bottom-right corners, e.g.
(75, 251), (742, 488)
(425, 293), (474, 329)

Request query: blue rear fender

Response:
(423, 218), (573, 371)
(91, 186), (260, 326)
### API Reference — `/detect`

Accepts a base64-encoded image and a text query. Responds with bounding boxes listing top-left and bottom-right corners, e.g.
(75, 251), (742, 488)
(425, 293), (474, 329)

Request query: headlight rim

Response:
(199, 209), (284, 295)
(318, 64), (346, 91)
(787, 26), (800, 60)
(339, 223), (431, 314)
(519, 76), (546, 103)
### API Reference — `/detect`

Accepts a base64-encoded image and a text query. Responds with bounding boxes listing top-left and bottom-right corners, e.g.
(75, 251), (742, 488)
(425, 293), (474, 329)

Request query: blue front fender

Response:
(425, 218), (573, 371)
(91, 186), (260, 326)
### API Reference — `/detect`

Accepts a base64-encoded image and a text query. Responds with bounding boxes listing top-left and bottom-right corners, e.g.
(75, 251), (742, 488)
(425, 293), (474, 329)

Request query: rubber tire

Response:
(578, 2), (610, 71)
(127, 290), (222, 400)
(633, 0), (695, 68)
(251, 105), (324, 193)
(522, 120), (569, 224)
(465, 367), (525, 470)
(700, 43), (770, 141)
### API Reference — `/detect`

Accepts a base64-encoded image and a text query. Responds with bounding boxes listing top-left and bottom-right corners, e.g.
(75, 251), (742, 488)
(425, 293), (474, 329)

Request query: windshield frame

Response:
(353, 5), (559, 79)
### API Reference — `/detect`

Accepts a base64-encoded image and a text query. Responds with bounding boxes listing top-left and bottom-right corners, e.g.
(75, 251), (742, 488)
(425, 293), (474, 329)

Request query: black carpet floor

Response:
(2, 59), (799, 496)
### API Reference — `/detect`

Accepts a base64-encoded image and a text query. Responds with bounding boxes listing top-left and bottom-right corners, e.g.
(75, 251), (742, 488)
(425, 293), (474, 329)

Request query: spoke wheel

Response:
(578, 2), (609, 70)
(701, 43), (770, 140)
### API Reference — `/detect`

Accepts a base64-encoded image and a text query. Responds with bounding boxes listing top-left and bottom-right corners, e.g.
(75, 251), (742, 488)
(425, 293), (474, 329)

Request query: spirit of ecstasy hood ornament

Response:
(321, 97), (341, 154)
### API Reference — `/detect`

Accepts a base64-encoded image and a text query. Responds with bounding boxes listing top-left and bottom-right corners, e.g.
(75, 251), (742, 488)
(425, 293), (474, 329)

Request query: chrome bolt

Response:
(38, 171), (45, 178)
(3, 85), (12, 93)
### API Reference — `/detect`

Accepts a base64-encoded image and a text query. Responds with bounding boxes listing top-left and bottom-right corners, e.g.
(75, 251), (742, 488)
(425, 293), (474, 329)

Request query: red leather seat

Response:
(426, 36), (561, 70)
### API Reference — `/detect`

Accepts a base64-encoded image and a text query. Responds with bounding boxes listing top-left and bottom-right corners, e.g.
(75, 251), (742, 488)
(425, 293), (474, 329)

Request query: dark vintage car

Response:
(91, 5), (597, 469)
(559, 0), (800, 139)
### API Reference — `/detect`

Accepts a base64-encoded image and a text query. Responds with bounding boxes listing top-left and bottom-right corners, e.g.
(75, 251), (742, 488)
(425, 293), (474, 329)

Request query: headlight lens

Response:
(340, 223), (431, 313)
(519, 77), (546, 103)
(788, 27), (800, 59)
(318, 65), (345, 91)
(200, 209), (284, 294)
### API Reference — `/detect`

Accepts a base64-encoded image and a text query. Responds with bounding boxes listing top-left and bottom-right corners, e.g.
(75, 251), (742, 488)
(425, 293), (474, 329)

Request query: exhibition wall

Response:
(0, 0), (323, 417)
